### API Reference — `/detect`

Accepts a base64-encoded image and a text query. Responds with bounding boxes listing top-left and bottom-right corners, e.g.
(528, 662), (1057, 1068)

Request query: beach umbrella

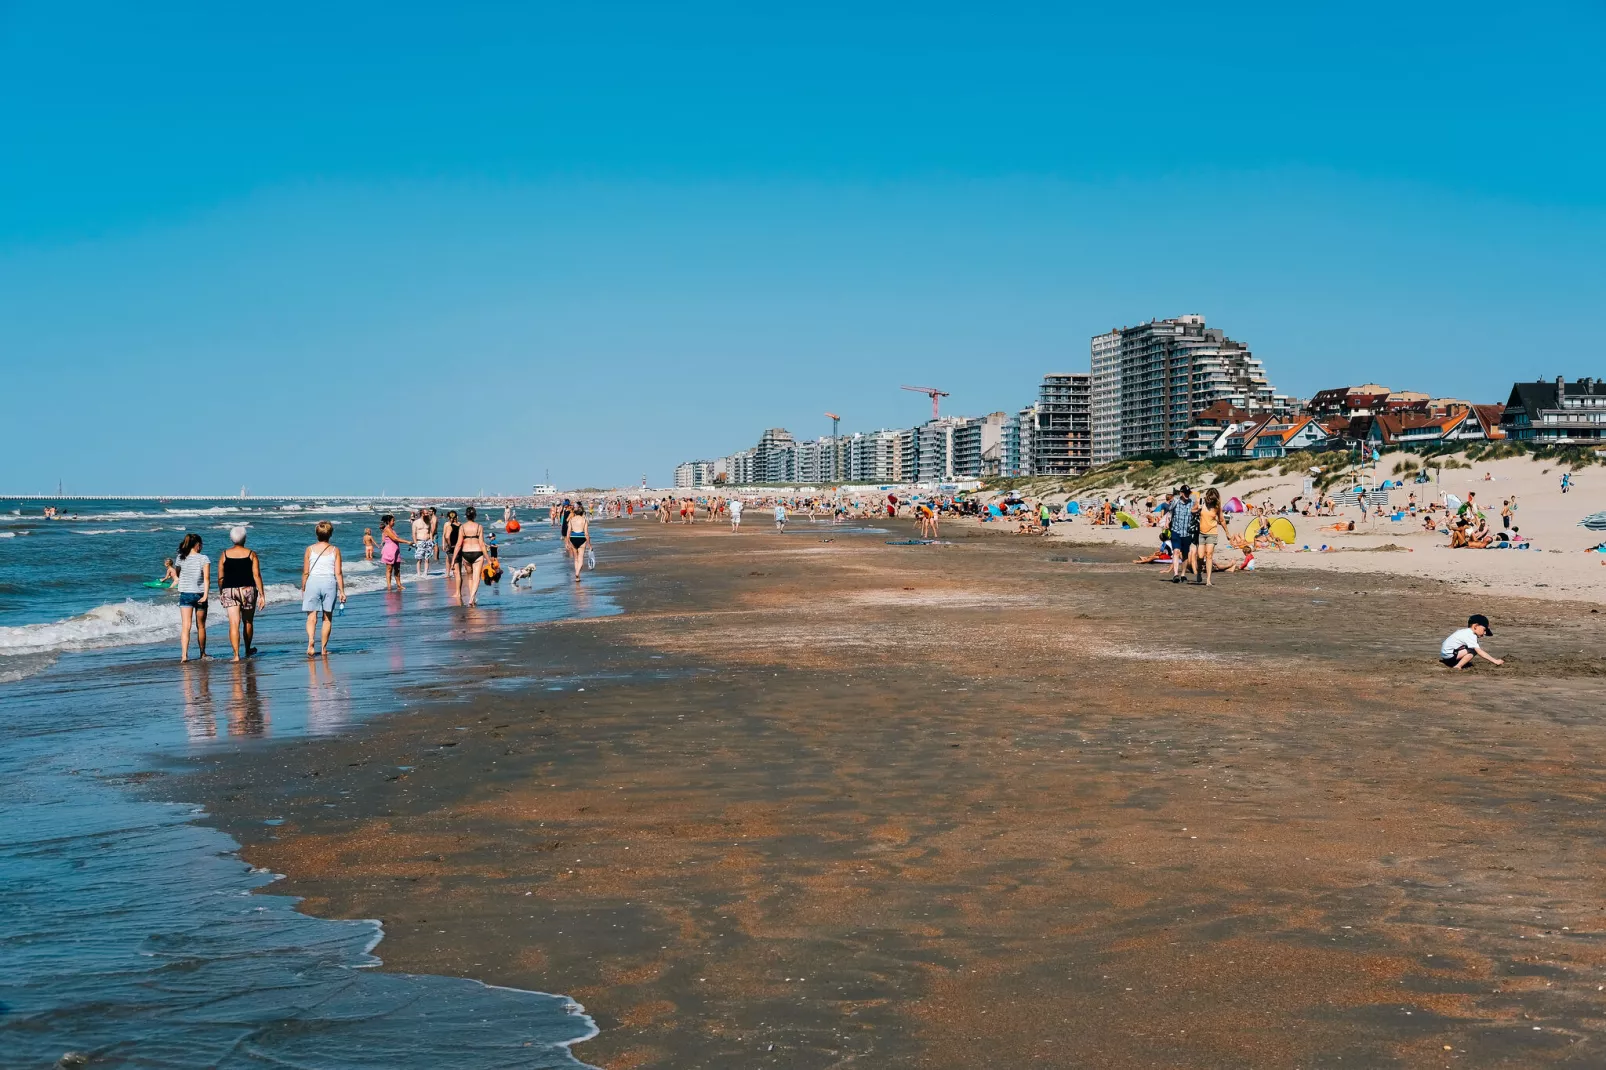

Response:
(1580, 511), (1606, 531)
(1444, 493), (1462, 511)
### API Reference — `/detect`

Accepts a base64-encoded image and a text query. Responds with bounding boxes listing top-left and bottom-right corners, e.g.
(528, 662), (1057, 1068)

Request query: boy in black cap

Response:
(1439, 614), (1502, 669)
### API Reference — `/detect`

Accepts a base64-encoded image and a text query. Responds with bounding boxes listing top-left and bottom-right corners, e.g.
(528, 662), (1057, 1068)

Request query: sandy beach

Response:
(184, 517), (1606, 1068)
(1018, 451), (1606, 603)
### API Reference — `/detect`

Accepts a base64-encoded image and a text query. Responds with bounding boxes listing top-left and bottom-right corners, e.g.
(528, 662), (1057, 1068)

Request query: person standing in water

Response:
(452, 506), (490, 606)
(174, 533), (210, 662)
(217, 526), (265, 661)
(566, 503), (591, 581)
(411, 509), (432, 578)
(300, 520), (346, 657)
(378, 513), (410, 591)
(362, 527), (376, 561)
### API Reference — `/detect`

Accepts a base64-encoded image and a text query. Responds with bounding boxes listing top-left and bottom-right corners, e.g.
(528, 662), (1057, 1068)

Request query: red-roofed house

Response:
(1217, 415), (1330, 459)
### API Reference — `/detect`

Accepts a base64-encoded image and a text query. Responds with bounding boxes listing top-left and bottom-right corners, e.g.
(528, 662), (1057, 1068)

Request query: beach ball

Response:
(505, 519), (521, 533)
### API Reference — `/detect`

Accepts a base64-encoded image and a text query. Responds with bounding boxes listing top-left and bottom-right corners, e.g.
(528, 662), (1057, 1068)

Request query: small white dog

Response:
(510, 563), (537, 587)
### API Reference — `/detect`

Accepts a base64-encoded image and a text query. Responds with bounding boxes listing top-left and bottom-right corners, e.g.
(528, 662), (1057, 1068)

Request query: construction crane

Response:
(901, 384), (950, 421)
(825, 411), (841, 482)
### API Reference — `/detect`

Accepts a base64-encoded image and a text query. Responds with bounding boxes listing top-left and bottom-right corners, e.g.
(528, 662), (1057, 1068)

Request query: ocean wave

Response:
(0, 571), (393, 664)
(0, 600), (180, 658)
(24, 505), (380, 523)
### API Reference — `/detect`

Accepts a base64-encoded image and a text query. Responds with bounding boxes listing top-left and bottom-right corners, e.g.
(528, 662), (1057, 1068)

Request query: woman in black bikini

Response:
(452, 506), (489, 606)
(567, 504), (590, 581)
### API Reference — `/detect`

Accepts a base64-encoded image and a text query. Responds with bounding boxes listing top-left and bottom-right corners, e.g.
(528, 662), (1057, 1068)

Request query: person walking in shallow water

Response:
(300, 520), (346, 657)
(451, 506), (491, 606)
(567, 503), (591, 581)
(174, 533), (210, 662)
(217, 526), (264, 661)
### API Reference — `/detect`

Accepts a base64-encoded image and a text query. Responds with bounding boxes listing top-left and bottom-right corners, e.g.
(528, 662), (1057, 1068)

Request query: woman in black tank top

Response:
(218, 527), (265, 661)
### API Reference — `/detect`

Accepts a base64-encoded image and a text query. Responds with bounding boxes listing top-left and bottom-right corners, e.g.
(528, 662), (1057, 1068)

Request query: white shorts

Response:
(302, 580), (339, 613)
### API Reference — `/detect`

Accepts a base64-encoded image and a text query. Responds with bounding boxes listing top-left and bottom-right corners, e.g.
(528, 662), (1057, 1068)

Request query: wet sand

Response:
(185, 521), (1606, 1067)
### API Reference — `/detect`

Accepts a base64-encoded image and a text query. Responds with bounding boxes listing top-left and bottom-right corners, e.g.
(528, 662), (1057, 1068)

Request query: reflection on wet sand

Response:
(180, 661), (216, 740)
(227, 660), (269, 738)
(305, 656), (348, 735)
(383, 590), (408, 673)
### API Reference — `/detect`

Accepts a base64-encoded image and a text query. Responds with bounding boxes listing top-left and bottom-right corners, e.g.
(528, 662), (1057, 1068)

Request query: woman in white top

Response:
(174, 532), (210, 662)
(300, 520), (346, 658)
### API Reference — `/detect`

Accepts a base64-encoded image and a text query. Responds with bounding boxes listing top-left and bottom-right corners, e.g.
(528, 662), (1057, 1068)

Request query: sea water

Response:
(0, 498), (609, 1068)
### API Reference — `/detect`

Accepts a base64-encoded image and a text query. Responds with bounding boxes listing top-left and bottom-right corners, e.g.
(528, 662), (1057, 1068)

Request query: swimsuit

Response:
(456, 523), (486, 566)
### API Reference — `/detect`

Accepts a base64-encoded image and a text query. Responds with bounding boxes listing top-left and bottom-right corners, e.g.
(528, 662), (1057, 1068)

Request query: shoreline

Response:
(182, 520), (1606, 1067)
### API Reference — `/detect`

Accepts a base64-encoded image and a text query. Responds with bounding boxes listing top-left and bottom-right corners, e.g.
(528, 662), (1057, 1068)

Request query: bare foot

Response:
(306, 646), (316, 658)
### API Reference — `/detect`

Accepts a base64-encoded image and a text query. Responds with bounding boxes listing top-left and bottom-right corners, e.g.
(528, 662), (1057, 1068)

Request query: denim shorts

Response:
(179, 592), (204, 608)
(302, 580), (338, 613)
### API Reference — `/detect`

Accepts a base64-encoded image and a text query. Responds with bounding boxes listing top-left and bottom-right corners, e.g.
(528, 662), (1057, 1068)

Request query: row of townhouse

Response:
(1184, 376), (1606, 461)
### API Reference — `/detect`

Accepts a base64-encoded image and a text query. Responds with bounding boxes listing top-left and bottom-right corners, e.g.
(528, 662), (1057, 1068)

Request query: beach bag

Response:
(585, 546), (596, 570)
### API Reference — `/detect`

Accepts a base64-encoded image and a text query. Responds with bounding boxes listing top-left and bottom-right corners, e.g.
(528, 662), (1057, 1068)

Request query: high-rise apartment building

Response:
(848, 430), (903, 483)
(952, 412), (1009, 478)
(898, 428), (919, 484)
(673, 460), (717, 488)
(753, 428), (796, 483)
(915, 418), (963, 482)
(794, 438), (828, 484)
(1012, 405), (1037, 477)
(1033, 374), (1092, 475)
(1090, 331), (1122, 464)
(1090, 316), (1275, 460)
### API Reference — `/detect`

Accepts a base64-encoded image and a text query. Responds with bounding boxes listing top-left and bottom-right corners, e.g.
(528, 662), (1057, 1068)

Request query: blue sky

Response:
(2, 2), (1602, 493)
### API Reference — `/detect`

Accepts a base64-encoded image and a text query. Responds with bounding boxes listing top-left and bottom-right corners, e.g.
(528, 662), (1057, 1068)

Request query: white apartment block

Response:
(1090, 330), (1121, 464)
(847, 430), (903, 483)
(673, 460), (716, 489)
(952, 412), (1009, 478)
(915, 417), (963, 483)
(1012, 405), (1037, 477)
(794, 437), (840, 485)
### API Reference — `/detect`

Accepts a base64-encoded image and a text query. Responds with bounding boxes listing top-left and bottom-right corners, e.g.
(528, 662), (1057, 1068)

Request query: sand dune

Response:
(1008, 452), (1606, 602)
